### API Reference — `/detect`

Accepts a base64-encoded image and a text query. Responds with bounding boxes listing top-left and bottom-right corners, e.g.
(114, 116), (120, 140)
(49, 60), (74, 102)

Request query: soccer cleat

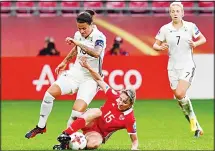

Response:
(53, 143), (69, 150)
(25, 125), (46, 139)
(194, 129), (204, 138)
(190, 117), (197, 132)
(57, 132), (71, 143)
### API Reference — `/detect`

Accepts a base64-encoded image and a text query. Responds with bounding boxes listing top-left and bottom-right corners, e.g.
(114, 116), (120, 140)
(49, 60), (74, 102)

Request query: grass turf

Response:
(1, 99), (214, 150)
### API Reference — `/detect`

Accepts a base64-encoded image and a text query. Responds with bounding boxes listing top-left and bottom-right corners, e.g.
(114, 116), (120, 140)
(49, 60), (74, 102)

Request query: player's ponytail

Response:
(76, 12), (93, 25)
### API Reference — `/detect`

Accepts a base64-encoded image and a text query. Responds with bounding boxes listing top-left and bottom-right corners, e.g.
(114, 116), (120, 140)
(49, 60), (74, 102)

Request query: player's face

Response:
(169, 5), (183, 23)
(77, 22), (93, 38)
(117, 93), (132, 111)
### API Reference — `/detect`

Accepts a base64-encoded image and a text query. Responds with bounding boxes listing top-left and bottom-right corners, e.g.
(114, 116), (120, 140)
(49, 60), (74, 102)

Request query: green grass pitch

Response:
(2, 99), (214, 150)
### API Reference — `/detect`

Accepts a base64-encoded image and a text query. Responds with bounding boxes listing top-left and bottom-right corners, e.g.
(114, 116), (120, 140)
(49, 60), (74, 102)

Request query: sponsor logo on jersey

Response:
(119, 114), (125, 120)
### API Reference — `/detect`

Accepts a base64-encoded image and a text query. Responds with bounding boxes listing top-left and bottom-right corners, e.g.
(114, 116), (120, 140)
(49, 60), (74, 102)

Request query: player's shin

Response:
(38, 92), (55, 128)
(67, 110), (83, 128)
(64, 118), (86, 135)
(178, 96), (202, 131)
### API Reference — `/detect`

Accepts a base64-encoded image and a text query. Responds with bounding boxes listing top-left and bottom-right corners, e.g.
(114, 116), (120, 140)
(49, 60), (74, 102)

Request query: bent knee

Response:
(92, 108), (102, 117)
(174, 89), (186, 99)
(87, 140), (100, 149)
(47, 84), (61, 97)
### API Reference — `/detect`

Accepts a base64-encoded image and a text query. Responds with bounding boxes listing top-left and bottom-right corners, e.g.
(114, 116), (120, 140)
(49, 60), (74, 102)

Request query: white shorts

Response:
(54, 70), (82, 95)
(168, 66), (195, 90)
(53, 68), (98, 105)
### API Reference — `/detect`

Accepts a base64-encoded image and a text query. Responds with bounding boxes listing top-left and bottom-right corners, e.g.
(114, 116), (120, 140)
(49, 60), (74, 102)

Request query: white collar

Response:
(83, 28), (96, 39)
(123, 108), (133, 115)
(167, 20), (188, 30)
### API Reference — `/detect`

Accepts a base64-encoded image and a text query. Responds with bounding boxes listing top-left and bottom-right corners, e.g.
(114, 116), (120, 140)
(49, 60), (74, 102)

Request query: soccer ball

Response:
(69, 132), (87, 150)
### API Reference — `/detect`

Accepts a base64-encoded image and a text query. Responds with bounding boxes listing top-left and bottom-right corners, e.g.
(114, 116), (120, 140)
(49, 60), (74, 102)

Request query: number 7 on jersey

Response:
(176, 36), (180, 45)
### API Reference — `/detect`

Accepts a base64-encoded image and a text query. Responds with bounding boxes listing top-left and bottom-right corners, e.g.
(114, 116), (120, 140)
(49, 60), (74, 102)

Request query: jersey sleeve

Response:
(73, 31), (80, 40)
(125, 114), (137, 134)
(105, 88), (119, 101)
(155, 26), (166, 42)
(192, 23), (201, 39)
(94, 33), (106, 49)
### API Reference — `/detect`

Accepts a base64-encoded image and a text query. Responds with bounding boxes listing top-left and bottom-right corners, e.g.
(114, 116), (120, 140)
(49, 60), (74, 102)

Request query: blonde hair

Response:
(169, 1), (184, 16)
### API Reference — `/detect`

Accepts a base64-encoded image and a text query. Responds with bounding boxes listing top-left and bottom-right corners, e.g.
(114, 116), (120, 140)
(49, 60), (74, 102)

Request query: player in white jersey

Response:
(25, 11), (106, 139)
(153, 1), (206, 138)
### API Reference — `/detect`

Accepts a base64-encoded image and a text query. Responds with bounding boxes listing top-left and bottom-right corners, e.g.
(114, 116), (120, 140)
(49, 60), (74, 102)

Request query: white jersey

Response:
(155, 20), (201, 69)
(73, 28), (106, 76)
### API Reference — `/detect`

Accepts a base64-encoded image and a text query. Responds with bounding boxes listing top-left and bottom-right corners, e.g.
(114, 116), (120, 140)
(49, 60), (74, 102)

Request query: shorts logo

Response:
(133, 122), (137, 133)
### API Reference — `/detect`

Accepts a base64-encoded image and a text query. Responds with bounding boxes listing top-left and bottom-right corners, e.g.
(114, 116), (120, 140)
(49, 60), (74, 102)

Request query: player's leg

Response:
(168, 70), (189, 116)
(58, 108), (102, 142)
(66, 79), (98, 127)
(25, 71), (78, 139)
(85, 131), (103, 149)
(174, 68), (203, 136)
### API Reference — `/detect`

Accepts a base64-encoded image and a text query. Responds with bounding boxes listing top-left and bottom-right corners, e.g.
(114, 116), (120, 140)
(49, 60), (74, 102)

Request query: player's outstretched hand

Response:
(188, 40), (196, 48)
(160, 43), (169, 51)
(55, 62), (67, 75)
(65, 37), (76, 45)
(79, 57), (89, 69)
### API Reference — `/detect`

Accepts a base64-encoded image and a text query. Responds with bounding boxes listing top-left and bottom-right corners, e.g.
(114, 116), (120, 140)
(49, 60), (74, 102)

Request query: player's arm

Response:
(62, 46), (78, 64)
(55, 46), (78, 74)
(79, 57), (109, 93)
(189, 23), (206, 48)
(65, 37), (104, 58)
(193, 34), (206, 47)
(153, 40), (168, 51)
(153, 26), (168, 51)
(130, 134), (139, 150)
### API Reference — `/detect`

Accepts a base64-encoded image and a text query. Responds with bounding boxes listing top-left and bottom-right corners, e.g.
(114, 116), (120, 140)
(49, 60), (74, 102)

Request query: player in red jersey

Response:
(53, 57), (139, 150)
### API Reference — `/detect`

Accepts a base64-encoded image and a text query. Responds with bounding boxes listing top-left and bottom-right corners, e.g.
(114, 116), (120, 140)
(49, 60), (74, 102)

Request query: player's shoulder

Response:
(108, 88), (119, 97)
(93, 28), (106, 40)
(160, 22), (171, 32)
(124, 108), (135, 120)
(74, 31), (81, 38)
(183, 20), (195, 28)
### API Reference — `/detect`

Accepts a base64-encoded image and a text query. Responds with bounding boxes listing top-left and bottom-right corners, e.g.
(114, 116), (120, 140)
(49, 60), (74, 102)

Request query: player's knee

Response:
(91, 108), (102, 117)
(47, 84), (61, 98)
(71, 110), (83, 119)
(73, 99), (88, 112)
(42, 92), (55, 104)
(86, 140), (100, 149)
(175, 89), (186, 100)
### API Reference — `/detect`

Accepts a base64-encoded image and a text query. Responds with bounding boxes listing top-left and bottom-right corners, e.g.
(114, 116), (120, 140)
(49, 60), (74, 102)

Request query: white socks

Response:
(178, 96), (195, 118)
(178, 96), (202, 130)
(67, 110), (83, 128)
(38, 92), (55, 128)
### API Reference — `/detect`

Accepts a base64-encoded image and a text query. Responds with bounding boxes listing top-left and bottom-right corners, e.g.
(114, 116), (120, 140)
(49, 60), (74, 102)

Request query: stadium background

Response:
(1, 1), (214, 150)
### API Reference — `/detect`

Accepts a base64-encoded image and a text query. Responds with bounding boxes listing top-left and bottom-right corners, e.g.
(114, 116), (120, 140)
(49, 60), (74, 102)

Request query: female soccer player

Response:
(25, 11), (106, 139)
(54, 57), (139, 150)
(153, 1), (206, 137)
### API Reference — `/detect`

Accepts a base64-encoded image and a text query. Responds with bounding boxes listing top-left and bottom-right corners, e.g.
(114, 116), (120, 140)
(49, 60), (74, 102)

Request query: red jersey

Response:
(97, 88), (137, 141)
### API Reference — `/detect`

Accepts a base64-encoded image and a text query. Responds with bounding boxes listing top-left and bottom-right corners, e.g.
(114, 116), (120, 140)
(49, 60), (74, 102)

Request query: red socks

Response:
(64, 118), (86, 135)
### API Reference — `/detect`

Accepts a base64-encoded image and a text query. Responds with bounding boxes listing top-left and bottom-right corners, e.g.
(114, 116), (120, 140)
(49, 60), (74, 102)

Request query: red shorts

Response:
(81, 119), (106, 143)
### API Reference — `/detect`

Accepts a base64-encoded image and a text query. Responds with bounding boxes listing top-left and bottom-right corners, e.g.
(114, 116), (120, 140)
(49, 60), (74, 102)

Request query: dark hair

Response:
(85, 9), (95, 16)
(47, 42), (55, 49)
(76, 12), (92, 25)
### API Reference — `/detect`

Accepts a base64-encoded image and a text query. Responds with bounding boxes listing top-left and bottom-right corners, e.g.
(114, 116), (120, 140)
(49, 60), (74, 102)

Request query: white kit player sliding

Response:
(153, 1), (206, 137)
(25, 11), (106, 139)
